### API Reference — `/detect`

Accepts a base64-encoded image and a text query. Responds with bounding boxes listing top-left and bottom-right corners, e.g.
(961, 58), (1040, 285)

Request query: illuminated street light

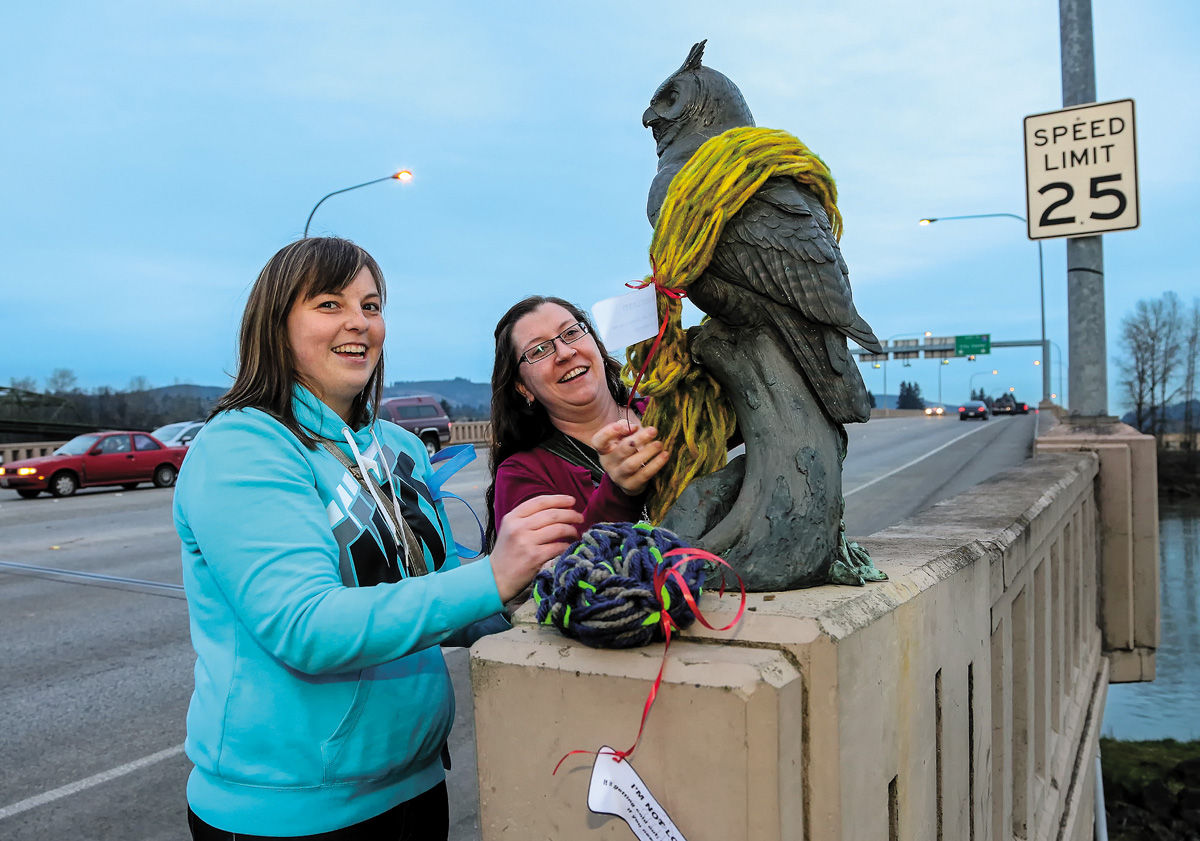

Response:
(969, 368), (999, 398)
(918, 213), (1049, 402)
(304, 169), (413, 237)
(936, 358), (950, 405)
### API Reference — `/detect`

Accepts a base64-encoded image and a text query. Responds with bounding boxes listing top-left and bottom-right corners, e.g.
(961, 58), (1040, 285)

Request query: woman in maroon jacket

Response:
(484, 296), (670, 551)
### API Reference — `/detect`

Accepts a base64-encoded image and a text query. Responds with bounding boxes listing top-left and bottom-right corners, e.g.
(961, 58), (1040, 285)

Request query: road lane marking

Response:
(0, 561), (185, 599)
(0, 744), (184, 822)
(844, 421), (996, 497)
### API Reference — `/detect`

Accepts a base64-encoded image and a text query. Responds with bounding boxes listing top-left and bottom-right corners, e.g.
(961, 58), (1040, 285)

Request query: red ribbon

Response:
(624, 258), (687, 413)
(552, 548), (746, 774)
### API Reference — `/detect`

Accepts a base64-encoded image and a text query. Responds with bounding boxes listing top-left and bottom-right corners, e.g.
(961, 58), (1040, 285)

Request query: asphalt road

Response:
(0, 414), (1037, 840)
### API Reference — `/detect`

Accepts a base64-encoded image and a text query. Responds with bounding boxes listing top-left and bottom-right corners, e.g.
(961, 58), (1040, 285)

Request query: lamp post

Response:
(1048, 340), (1066, 404)
(936, 358), (950, 405)
(918, 213), (1050, 403)
(969, 368), (999, 400)
(304, 169), (413, 237)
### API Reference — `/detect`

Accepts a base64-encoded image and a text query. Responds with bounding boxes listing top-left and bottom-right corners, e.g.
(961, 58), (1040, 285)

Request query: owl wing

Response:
(702, 177), (881, 423)
(710, 177), (881, 352)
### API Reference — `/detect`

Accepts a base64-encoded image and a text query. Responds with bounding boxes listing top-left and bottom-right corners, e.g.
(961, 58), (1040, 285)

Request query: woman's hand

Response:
(591, 420), (669, 496)
(490, 495), (582, 602)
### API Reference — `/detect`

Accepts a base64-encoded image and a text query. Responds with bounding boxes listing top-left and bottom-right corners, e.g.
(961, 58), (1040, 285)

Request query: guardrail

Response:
(1, 440), (63, 466)
(450, 421), (492, 446)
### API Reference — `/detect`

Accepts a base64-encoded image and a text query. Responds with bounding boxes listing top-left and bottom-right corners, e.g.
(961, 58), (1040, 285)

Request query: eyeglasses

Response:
(519, 322), (590, 364)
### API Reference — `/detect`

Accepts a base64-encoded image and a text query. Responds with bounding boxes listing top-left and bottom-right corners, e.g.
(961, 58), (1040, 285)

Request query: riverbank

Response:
(1102, 738), (1200, 840)
(1159, 450), (1200, 497)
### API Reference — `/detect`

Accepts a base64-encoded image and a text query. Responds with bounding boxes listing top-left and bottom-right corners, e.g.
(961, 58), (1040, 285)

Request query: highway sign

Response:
(955, 334), (990, 357)
(1024, 99), (1139, 240)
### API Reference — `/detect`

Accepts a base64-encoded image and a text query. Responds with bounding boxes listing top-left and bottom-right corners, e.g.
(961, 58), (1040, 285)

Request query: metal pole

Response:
(1061, 0), (1109, 418)
(1037, 240), (1051, 402)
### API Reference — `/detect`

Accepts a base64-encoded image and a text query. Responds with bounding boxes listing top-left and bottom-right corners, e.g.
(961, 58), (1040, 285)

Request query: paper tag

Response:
(591, 286), (660, 352)
(587, 747), (688, 841)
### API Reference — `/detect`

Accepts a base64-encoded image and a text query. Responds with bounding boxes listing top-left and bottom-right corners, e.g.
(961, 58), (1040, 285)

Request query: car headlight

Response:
(17, 467), (37, 476)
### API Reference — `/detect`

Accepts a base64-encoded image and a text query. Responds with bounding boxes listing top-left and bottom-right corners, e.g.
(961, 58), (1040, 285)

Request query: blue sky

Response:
(4, 1), (1196, 412)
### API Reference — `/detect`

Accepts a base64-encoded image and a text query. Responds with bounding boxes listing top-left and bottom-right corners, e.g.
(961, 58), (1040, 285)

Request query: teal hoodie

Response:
(174, 387), (505, 835)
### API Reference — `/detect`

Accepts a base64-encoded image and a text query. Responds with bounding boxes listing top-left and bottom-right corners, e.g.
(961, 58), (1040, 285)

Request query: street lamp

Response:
(936, 358), (950, 405)
(1048, 340), (1066, 406)
(969, 368), (999, 399)
(918, 213), (1050, 403)
(304, 169), (413, 237)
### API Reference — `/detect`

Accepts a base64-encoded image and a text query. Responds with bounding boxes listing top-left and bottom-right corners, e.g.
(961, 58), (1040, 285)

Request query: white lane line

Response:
(0, 744), (184, 822)
(844, 421), (994, 497)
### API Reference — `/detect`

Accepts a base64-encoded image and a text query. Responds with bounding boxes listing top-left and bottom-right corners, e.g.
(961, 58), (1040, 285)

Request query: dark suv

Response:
(380, 395), (452, 456)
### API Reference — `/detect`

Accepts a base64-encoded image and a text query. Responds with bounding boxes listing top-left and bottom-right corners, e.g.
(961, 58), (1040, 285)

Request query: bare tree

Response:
(45, 368), (78, 394)
(1154, 292), (1184, 437)
(1119, 308), (1152, 431)
(1182, 298), (1200, 464)
(1117, 293), (1185, 442)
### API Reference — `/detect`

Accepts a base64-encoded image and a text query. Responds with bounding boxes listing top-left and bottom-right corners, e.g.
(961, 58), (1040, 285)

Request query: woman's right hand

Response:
(489, 494), (582, 602)
(592, 420), (669, 496)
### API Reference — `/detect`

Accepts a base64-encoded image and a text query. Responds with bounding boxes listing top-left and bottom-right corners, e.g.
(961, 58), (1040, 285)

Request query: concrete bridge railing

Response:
(449, 421), (492, 446)
(471, 422), (1158, 840)
(0, 440), (63, 466)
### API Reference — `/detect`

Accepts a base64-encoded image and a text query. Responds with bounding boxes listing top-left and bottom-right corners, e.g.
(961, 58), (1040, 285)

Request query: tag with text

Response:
(587, 747), (688, 841)
(591, 286), (659, 352)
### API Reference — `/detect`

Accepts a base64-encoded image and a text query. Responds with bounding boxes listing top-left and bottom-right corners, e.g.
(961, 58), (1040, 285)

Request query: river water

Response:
(1101, 499), (1200, 741)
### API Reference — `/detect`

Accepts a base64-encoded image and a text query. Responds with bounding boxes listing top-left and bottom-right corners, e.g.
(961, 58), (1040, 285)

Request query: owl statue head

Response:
(643, 40), (755, 223)
(643, 40), (755, 163)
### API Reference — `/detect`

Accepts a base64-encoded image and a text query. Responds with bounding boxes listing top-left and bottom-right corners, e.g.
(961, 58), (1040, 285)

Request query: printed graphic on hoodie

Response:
(324, 446), (448, 587)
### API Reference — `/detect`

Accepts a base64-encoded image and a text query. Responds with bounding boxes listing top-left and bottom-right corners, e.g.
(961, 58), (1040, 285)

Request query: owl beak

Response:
(641, 107), (659, 128)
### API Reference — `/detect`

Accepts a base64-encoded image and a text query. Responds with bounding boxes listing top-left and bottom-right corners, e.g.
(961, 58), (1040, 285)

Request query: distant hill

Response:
(149, 384), (226, 401)
(384, 378), (490, 418)
(1121, 399), (1200, 433)
(150, 379), (492, 419)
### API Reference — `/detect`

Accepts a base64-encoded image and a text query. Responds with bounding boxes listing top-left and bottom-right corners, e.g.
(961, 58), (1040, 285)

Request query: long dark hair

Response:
(210, 237), (386, 446)
(483, 295), (628, 550)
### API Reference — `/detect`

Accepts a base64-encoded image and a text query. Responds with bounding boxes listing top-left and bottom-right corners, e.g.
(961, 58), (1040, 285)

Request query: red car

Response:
(0, 431), (187, 499)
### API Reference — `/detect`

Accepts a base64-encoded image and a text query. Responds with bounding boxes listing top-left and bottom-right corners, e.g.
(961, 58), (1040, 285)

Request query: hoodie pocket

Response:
(320, 677), (376, 783)
(319, 655), (454, 784)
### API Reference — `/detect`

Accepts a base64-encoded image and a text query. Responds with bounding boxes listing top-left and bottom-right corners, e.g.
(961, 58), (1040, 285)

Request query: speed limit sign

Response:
(1023, 99), (1139, 240)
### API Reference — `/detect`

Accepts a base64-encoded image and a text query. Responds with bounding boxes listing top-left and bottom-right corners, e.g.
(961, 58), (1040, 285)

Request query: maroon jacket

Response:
(492, 446), (645, 536)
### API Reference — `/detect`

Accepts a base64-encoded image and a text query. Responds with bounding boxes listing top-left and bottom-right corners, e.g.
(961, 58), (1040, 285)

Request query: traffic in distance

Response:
(0, 431), (187, 498)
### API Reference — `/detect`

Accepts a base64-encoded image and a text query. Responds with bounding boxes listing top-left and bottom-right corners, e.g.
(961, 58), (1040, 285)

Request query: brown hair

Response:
(483, 295), (628, 549)
(211, 237), (386, 446)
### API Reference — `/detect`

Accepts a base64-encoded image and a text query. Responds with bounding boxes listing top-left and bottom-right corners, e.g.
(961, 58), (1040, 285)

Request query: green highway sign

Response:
(955, 334), (991, 357)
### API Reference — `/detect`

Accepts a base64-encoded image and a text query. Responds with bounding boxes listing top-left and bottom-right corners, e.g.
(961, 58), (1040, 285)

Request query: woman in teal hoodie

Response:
(174, 238), (581, 840)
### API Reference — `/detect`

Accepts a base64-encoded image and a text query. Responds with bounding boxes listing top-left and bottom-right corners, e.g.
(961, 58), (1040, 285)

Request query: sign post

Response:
(1023, 99), (1138, 241)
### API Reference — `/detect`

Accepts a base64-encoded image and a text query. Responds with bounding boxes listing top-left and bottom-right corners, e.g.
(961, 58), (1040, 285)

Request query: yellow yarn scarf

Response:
(625, 126), (842, 522)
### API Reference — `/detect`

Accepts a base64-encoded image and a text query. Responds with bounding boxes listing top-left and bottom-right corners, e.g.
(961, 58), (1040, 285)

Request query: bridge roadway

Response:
(0, 413), (1038, 840)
